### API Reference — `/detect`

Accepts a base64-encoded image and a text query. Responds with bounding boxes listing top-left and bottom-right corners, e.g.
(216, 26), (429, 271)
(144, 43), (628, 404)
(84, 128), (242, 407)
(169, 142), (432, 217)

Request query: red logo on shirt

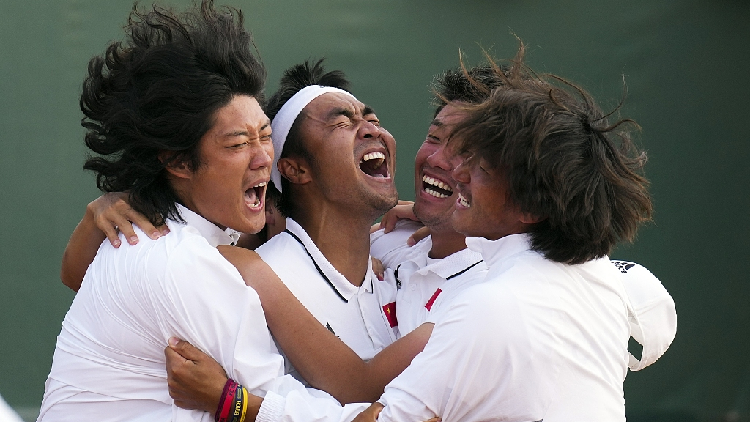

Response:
(425, 288), (443, 311)
(382, 302), (398, 327)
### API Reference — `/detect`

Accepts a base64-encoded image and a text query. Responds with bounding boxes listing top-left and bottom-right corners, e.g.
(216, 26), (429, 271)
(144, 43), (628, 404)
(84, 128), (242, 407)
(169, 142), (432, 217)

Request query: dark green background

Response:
(1, 1), (748, 421)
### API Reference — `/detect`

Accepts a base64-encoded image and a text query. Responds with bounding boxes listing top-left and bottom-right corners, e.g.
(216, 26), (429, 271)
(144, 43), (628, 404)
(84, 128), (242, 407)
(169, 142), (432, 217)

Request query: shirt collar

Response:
(284, 218), (368, 300)
(174, 203), (240, 247)
(465, 233), (532, 268)
(413, 237), (484, 279)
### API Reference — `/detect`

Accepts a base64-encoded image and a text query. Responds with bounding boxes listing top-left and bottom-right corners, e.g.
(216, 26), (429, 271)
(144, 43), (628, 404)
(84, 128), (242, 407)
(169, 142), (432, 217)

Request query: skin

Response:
(411, 104), (471, 259)
(279, 92), (398, 285)
(164, 102), (488, 417)
(451, 156), (538, 240)
(168, 95), (272, 235)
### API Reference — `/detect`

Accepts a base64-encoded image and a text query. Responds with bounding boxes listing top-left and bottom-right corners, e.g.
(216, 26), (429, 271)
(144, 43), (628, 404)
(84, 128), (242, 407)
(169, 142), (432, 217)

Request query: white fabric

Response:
(38, 204), (309, 422)
(369, 222), (487, 337)
(270, 86), (356, 192)
(378, 234), (633, 422)
(0, 394), (24, 422)
(256, 218), (395, 381)
(612, 261), (677, 370)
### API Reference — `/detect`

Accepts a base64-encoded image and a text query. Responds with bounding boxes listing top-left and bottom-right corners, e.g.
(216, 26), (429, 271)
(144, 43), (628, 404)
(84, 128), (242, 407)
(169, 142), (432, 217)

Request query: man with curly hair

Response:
(38, 2), (341, 421)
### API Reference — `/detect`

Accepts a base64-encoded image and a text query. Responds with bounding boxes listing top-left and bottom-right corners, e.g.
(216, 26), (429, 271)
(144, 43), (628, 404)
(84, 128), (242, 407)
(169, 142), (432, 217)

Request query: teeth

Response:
(425, 188), (449, 199)
(422, 175), (453, 194)
(360, 151), (386, 163)
(458, 193), (470, 208)
(253, 182), (267, 188)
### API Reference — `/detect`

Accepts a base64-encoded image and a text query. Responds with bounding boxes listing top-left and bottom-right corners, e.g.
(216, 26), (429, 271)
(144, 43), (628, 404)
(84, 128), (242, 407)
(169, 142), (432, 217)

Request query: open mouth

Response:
(457, 192), (470, 208)
(422, 175), (453, 199)
(245, 181), (267, 209)
(359, 151), (389, 178)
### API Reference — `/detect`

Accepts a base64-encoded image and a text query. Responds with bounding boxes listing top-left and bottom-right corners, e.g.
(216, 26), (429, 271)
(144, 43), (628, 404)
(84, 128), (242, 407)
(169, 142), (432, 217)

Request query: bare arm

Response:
(219, 246), (434, 404)
(60, 193), (167, 291)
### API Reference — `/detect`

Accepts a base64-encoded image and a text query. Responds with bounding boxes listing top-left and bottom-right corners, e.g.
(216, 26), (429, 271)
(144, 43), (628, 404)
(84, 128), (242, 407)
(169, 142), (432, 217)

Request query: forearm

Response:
(255, 279), (430, 404)
(60, 205), (106, 291)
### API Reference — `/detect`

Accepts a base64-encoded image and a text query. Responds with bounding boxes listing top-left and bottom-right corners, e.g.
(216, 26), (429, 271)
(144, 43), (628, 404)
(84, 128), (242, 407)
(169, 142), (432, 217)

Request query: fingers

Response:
(407, 226), (431, 247)
(352, 402), (384, 422)
(371, 257), (385, 281)
(378, 202), (418, 233)
(167, 337), (206, 362)
(90, 192), (170, 247)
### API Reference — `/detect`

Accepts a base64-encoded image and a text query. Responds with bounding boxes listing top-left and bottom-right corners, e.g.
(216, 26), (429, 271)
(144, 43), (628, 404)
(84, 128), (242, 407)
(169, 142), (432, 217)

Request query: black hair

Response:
(432, 62), (509, 114)
(81, 0), (265, 225)
(265, 59), (350, 218)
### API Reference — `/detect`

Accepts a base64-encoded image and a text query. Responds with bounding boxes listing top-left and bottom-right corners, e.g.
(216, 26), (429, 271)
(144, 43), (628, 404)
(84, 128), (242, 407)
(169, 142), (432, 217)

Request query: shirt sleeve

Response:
(370, 220), (424, 268)
(257, 390), (368, 422)
(377, 282), (559, 422)
(151, 235), (299, 396)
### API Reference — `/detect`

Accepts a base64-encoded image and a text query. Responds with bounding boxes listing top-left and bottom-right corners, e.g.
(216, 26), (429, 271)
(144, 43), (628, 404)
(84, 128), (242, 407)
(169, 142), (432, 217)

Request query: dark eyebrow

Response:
(430, 117), (444, 127)
(363, 105), (376, 116)
(326, 107), (354, 121)
(261, 118), (271, 131)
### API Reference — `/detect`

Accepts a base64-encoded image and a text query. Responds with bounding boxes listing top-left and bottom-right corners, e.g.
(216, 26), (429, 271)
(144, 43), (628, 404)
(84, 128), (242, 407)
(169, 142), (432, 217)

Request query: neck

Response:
(427, 226), (468, 259)
(291, 204), (374, 287)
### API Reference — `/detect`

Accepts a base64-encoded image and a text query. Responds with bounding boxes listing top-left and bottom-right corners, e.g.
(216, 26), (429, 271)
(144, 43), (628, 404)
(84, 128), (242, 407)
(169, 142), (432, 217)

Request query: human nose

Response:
(358, 119), (381, 139)
(250, 141), (274, 170)
(426, 144), (455, 171)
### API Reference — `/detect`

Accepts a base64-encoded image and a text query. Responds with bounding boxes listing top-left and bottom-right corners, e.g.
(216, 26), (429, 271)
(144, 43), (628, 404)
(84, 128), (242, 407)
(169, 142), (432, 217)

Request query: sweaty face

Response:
(413, 104), (468, 230)
(179, 95), (273, 234)
(295, 92), (398, 218)
(451, 156), (530, 240)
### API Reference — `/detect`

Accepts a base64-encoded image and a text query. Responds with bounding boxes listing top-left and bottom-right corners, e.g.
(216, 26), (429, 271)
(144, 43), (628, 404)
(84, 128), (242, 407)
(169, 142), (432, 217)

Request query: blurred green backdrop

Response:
(1, 1), (748, 421)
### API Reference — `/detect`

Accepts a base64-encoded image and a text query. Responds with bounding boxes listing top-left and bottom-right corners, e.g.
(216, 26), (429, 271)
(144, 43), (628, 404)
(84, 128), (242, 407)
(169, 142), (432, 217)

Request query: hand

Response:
(88, 192), (169, 247)
(371, 257), (385, 281)
(374, 201), (418, 234)
(407, 226), (431, 247)
(165, 337), (227, 413)
(352, 403), (384, 422)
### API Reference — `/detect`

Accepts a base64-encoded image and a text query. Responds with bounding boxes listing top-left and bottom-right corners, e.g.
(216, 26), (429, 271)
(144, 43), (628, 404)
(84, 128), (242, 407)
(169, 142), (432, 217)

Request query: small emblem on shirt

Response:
(612, 260), (635, 274)
(382, 302), (398, 327)
(326, 322), (336, 335)
(425, 288), (443, 311)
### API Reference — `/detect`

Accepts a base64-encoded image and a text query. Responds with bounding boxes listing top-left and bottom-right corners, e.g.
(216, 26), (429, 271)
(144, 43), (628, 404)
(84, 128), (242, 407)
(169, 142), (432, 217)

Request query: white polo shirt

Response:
(38, 205), (310, 422)
(256, 218), (395, 382)
(378, 234), (633, 422)
(370, 222), (487, 337)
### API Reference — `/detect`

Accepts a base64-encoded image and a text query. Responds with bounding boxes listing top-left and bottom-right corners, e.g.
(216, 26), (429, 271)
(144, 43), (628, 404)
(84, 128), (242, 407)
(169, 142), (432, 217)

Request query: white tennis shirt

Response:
(256, 218), (396, 380)
(38, 205), (317, 422)
(378, 234), (634, 422)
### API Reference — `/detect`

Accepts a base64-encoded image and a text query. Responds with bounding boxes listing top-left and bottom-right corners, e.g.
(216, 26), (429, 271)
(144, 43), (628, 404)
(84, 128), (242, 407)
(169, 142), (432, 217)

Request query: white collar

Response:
(174, 204), (241, 247)
(284, 218), (371, 300)
(465, 233), (532, 268)
(410, 236), (484, 280)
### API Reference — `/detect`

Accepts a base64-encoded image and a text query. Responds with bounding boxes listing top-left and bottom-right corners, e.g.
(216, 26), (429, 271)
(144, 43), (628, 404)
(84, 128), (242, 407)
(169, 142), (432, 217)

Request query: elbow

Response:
(60, 258), (82, 292)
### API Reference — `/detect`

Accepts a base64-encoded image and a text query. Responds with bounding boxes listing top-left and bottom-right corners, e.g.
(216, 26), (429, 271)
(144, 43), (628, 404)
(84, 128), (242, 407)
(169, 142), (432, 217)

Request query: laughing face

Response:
(451, 155), (532, 241)
(294, 92), (398, 219)
(175, 95), (273, 234)
(413, 104), (467, 231)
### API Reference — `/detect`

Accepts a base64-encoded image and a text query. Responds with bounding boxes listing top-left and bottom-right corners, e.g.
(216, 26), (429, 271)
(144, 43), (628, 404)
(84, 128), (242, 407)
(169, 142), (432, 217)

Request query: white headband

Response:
(270, 85), (356, 193)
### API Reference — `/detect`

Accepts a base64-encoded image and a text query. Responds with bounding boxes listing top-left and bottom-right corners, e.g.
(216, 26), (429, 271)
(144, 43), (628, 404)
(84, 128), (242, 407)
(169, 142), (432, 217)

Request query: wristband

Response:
(216, 379), (238, 422)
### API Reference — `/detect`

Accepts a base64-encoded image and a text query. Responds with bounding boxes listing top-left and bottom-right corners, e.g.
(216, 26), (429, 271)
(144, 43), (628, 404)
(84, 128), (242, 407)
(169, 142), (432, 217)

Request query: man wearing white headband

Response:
(251, 60), (401, 382)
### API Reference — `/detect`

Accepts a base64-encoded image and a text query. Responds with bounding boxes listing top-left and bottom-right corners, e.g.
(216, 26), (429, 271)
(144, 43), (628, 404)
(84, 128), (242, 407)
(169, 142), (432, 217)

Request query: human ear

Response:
(161, 152), (193, 180)
(278, 157), (312, 185)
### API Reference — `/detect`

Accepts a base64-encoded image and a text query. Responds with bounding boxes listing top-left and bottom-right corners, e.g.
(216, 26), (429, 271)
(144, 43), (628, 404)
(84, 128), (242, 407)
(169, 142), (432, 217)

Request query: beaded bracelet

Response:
(215, 379), (248, 422)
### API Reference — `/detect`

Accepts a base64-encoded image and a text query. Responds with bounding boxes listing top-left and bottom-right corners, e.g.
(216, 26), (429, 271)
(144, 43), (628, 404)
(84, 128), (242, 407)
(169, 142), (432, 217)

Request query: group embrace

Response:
(39, 1), (676, 421)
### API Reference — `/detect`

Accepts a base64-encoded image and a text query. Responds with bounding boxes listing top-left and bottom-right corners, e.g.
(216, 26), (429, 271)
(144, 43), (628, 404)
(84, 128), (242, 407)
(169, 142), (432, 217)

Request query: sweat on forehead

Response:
(270, 85), (357, 192)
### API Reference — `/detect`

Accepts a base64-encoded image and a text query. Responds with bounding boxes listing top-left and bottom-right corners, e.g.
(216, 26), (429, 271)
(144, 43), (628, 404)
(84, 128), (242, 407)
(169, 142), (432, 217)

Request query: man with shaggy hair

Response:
(39, 2), (329, 421)
(367, 45), (656, 421)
